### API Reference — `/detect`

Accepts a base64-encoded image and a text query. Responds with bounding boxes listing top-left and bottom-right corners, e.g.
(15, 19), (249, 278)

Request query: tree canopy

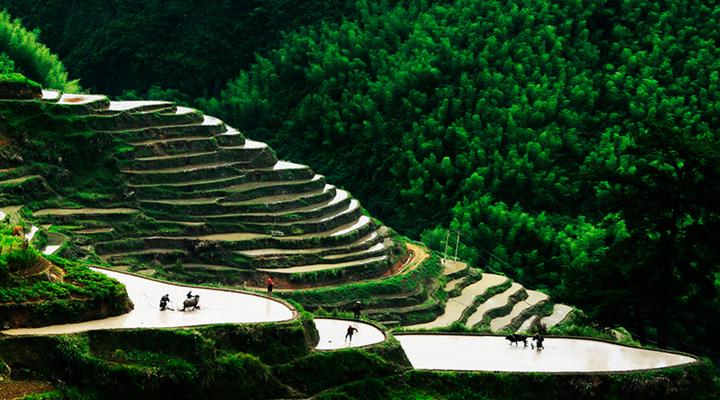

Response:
(0, 0), (357, 97)
(0, 10), (79, 91)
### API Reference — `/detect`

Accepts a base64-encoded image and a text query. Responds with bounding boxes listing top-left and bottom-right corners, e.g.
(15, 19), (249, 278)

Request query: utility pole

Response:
(443, 230), (450, 261)
(453, 230), (460, 260)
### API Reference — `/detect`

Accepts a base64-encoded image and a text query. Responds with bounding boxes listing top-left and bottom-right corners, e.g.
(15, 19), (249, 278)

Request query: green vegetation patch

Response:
(315, 364), (720, 400)
(281, 253), (442, 308)
(0, 11), (79, 91)
(0, 225), (131, 328)
(0, 313), (416, 399)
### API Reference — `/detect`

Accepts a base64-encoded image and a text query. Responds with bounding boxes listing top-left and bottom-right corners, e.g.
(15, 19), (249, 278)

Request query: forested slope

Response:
(0, 11), (77, 91)
(198, 0), (720, 353)
(0, 0), (357, 97)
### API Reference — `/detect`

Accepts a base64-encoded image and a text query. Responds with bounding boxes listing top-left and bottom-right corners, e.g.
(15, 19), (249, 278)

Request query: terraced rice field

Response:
(406, 260), (573, 334)
(2, 269), (694, 374)
(314, 318), (386, 350)
(408, 273), (508, 329)
(396, 334), (696, 372)
(3, 268), (295, 335)
(24, 93), (397, 287)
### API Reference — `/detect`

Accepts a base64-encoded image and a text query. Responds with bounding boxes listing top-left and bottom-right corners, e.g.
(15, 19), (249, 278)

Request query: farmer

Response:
(11, 225), (23, 237)
(532, 333), (545, 350)
(351, 301), (363, 319)
(345, 325), (358, 343)
(159, 294), (170, 311)
(266, 277), (274, 295)
(186, 290), (193, 299)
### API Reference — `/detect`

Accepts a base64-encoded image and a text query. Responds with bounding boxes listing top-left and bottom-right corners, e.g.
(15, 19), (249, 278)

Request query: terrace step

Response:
(214, 126), (245, 146)
(541, 304), (574, 329)
(0, 174), (40, 186)
(127, 160), (312, 193)
(125, 151), (224, 170)
(140, 197), (221, 206)
(93, 221), (378, 261)
(407, 273), (509, 329)
(230, 201), (363, 238)
(128, 175), (245, 190)
(218, 138), (267, 151)
(180, 263), (239, 272)
(222, 175), (323, 194)
(240, 188), (349, 216)
(140, 184), (336, 216)
(237, 230), (380, 257)
(57, 93), (109, 110)
(33, 208), (139, 217)
(73, 227), (114, 234)
(221, 184), (331, 206)
(99, 248), (189, 262)
(125, 136), (218, 159)
(465, 282), (525, 328)
(271, 198), (360, 226)
(0, 167), (17, 178)
(104, 100), (175, 114)
(122, 161), (247, 185)
(106, 114), (226, 143)
(195, 215), (372, 242)
(201, 174), (325, 202)
(444, 277), (464, 292)
(42, 89), (61, 102)
(489, 289), (549, 332)
(258, 255), (388, 274)
(189, 188), (351, 223)
(316, 242), (386, 261)
(85, 106), (204, 131)
(154, 220), (206, 227)
(365, 295), (443, 324)
(442, 259), (468, 276)
(252, 241), (388, 269)
(196, 231), (268, 241)
(128, 136), (213, 147)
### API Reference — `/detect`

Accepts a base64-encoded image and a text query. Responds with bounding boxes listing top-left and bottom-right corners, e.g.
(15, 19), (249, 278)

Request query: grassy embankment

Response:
(0, 310), (413, 399)
(0, 223), (131, 328)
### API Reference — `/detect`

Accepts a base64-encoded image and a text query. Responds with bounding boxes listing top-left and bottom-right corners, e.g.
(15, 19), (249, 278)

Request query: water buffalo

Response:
(505, 333), (528, 347)
(181, 294), (200, 311)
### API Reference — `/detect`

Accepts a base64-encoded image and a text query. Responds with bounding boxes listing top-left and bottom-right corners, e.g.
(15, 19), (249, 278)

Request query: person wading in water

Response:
(345, 325), (359, 343)
(532, 333), (545, 350)
(159, 294), (170, 311)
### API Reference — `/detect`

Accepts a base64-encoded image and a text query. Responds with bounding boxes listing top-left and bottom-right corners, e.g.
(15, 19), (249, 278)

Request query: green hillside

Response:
(198, 0), (720, 354)
(0, 1), (718, 398)
(0, 0), (357, 97)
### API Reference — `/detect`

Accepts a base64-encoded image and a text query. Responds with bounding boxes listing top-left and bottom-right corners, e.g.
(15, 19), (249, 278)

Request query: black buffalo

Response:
(505, 334), (528, 347)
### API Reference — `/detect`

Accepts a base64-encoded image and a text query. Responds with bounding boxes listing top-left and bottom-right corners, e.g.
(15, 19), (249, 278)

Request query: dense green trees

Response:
(199, 0), (720, 353)
(0, 11), (78, 91)
(0, 0), (358, 97)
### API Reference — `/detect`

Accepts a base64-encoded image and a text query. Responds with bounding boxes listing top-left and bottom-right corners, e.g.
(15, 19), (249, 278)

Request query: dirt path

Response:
(382, 242), (429, 277)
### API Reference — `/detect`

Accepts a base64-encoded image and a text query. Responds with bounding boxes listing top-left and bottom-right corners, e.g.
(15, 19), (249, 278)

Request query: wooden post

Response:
(453, 231), (460, 260)
(443, 230), (450, 261)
